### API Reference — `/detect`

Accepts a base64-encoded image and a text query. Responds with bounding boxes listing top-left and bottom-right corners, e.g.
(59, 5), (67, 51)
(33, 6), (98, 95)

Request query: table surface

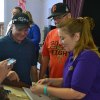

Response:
(3, 80), (52, 100)
(4, 85), (30, 100)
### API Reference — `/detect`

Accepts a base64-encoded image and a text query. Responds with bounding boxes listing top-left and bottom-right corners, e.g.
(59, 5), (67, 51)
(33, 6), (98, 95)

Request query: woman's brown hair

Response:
(57, 17), (100, 58)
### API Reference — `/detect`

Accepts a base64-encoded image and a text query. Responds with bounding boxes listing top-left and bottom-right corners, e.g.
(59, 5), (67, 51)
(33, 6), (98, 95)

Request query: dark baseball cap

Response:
(48, 3), (70, 19)
(12, 13), (29, 29)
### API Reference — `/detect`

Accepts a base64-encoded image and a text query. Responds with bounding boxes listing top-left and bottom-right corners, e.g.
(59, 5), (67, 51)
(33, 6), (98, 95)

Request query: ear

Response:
(74, 32), (80, 41)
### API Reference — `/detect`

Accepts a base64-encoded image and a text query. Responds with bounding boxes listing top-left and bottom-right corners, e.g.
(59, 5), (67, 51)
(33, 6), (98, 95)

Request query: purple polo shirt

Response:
(62, 50), (100, 100)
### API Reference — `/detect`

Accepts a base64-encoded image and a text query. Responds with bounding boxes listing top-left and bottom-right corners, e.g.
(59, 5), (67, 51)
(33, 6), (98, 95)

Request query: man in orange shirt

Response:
(39, 3), (71, 78)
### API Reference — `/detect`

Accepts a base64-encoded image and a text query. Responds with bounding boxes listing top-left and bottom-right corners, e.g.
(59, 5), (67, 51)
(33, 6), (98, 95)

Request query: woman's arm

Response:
(30, 85), (86, 100)
(47, 86), (86, 99)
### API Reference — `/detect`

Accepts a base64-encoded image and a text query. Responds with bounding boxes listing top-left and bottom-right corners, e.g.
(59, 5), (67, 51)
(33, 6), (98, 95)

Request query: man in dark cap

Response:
(0, 13), (38, 85)
(48, 3), (70, 19)
(39, 3), (71, 79)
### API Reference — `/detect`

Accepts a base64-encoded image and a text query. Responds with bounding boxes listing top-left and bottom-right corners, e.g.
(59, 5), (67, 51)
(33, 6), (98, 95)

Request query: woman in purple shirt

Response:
(30, 17), (100, 100)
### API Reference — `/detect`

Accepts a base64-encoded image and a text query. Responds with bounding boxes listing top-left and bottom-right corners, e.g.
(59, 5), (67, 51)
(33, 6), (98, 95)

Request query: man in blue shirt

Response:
(0, 13), (38, 85)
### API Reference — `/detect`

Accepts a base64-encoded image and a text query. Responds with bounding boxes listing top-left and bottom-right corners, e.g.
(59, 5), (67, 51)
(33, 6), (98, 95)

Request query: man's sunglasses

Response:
(52, 13), (68, 20)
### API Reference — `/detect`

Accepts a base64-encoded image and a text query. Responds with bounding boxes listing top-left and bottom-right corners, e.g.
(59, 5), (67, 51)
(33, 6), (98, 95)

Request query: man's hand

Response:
(7, 71), (20, 82)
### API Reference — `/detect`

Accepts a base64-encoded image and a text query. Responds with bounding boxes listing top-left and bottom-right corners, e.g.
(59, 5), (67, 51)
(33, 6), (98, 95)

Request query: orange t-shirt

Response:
(42, 29), (68, 78)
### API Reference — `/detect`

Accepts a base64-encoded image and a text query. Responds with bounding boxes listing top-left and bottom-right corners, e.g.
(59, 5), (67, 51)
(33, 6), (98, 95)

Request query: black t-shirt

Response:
(0, 32), (37, 85)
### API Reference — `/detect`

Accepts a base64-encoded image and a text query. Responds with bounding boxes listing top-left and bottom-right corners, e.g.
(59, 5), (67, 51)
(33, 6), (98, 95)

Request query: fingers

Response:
(30, 84), (44, 96)
(7, 71), (20, 82)
(37, 80), (42, 84)
(15, 73), (20, 82)
(0, 60), (11, 72)
(37, 79), (45, 84)
(8, 65), (13, 69)
(1, 59), (13, 70)
(30, 86), (34, 93)
(0, 60), (7, 66)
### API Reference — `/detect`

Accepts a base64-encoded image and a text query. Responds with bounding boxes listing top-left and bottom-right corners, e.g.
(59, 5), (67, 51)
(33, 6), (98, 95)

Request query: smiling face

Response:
(11, 24), (29, 43)
(58, 29), (80, 52)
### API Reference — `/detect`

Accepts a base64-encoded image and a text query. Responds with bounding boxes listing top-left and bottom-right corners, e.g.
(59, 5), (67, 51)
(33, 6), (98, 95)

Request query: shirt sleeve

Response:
(71, 51), (100, 93)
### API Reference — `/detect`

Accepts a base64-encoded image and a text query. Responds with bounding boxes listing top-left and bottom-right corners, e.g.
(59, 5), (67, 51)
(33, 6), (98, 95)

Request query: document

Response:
(23, 87), (51, 100)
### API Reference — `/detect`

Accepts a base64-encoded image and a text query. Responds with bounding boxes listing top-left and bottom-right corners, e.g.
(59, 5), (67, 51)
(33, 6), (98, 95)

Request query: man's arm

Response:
(30, 66), (38, 82)
(39, 56), (49, 79)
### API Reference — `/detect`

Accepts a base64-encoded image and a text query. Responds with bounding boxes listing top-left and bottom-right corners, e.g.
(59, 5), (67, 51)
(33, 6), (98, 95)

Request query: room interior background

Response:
(63, 0), (100, 49)
(1, 0), (99, 48)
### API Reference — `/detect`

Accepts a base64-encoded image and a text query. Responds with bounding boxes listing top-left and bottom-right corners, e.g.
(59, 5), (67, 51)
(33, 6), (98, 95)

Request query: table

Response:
(4, 85), (30, 100)
(2, 80), (52, 100)
(2, 79), (30, 100)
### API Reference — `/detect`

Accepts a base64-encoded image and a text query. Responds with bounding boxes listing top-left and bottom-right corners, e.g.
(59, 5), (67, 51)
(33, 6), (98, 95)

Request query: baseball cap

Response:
(48, 3), (70, 19)
(12, 13), (29, 29)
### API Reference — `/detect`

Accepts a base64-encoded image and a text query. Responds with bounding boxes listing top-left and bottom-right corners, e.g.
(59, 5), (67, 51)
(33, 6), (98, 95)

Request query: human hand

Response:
(37, 78), (53, 86)
(37, 78), (47, 84)
(30, 84), (44, 95)
(38, 78), (63, 87)
(37, 78), (50, 84)
(0, 60), (12, 83)
(7, 71), (20, 82)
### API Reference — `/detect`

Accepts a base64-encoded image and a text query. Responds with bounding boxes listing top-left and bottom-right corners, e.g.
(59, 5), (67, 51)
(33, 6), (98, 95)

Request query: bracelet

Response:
(43, 85), (48, 95)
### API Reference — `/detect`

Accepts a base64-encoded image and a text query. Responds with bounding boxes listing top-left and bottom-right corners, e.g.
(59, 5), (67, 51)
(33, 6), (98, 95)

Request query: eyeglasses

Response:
(52, 13), (67, 20)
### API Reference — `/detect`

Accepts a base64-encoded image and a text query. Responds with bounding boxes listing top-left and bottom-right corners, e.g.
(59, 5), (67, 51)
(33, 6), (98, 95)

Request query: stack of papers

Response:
(23, 87), (51, 100)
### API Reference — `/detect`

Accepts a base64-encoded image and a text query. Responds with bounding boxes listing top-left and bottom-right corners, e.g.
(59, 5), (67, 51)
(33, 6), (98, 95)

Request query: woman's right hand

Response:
(37, 78), (54, 86)
(37, 78), (63, 87)
(0, 60), (12, 83)
(37, 78), (49, 84)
